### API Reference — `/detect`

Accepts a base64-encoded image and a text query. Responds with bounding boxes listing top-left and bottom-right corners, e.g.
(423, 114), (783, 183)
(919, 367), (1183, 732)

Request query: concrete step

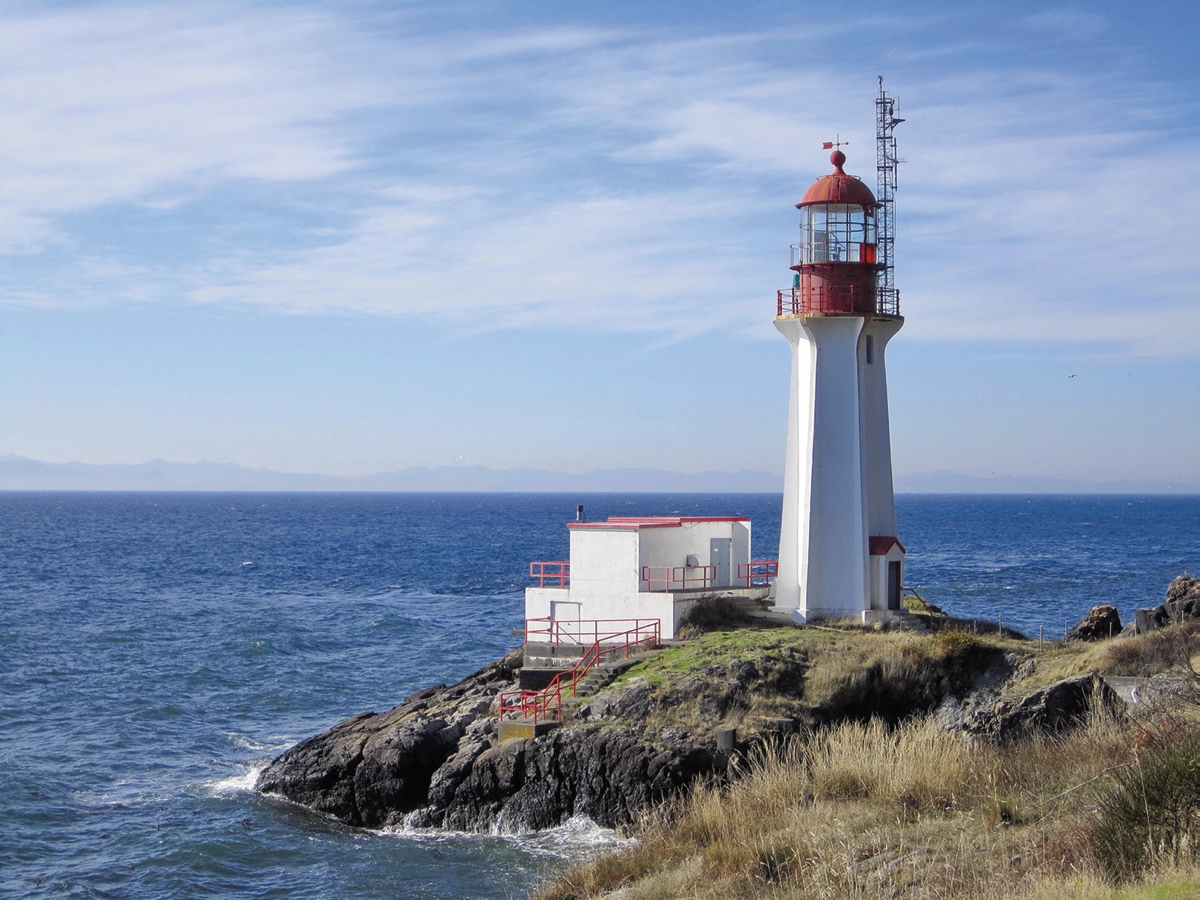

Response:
(888, 610), (930, 633)
(498, 719), (560, 742)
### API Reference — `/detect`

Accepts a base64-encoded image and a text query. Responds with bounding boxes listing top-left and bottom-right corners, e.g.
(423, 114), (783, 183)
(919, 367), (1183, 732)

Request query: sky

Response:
(2, 0), (1198, 487)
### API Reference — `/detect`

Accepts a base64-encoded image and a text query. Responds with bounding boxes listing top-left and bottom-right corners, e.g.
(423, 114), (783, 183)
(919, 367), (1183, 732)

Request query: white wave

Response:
(226, 732), (294, 752)
(205, 764), (266, 796)
(515, 815), (635, 854)
(379, 814), (633, 858)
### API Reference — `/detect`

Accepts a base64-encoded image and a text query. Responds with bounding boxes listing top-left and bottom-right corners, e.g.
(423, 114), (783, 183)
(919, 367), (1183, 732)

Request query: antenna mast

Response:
(875, 77), (903, 316)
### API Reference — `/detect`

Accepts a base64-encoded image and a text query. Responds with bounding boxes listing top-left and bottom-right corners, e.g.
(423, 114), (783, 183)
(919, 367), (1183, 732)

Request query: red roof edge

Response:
(568, 515), (749, 530)
(869, 535), (906, 555)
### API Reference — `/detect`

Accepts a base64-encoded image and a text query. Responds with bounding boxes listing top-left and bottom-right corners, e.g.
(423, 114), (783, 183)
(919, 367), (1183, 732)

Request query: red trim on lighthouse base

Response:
(869, 535), (906, 556)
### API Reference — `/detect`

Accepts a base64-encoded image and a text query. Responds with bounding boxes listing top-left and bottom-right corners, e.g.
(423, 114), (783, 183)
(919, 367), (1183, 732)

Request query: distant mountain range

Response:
(893, 470), (1198, 495)
(0, 456), (1194, 494)
(0, 455), (780, 493)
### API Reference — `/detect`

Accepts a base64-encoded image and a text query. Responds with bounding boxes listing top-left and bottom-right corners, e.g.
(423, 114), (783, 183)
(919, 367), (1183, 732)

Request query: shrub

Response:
(806, 631), (1002, 724)
(1097, 622), (1200, 678)
(676, 596), (758, 638)
(1090, 731), (1200, 883)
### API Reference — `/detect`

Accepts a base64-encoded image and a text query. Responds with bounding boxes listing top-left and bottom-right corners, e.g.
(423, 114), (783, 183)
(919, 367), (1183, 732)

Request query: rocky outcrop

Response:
(964, 674), (1117, 742)
(408, 727), (723, 832)
(257, 634), (1122, 834)
(256, 649), (518, 828)
(255, 648), (725, 832)
(1132, 576), (1200, 635)
(1068, 605), (1122, 641)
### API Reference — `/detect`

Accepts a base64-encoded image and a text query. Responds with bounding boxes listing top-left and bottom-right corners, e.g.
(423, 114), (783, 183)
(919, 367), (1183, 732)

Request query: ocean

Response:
(2, 491), (1198, 898)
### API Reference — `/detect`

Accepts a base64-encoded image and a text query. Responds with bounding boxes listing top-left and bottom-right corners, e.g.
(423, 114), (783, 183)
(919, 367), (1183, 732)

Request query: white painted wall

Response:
(860, 316), (903, 539)
(523, 517), (759, 640)
(774, 317), (811, 612)
(569, 528), (640, 593)
(804, 315), (868, 619)
(775, 314), (872, 621)
(636, 520), (751, 589)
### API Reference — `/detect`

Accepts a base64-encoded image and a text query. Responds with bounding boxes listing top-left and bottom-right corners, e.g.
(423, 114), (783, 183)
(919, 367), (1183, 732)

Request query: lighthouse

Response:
(773, 147), (905, 623)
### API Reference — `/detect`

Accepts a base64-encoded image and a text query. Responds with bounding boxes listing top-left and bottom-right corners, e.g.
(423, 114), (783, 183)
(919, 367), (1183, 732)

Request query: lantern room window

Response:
(793, 203), (877, 265)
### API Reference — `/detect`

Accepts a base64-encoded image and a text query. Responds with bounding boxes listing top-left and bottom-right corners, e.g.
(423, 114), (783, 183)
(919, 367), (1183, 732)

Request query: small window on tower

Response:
(866, 335), (875, 365)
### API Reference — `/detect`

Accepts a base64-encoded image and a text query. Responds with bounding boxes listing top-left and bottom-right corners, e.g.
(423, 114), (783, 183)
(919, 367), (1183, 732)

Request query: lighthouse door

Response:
(709, 538), (732, 587)
(887, 561), (902, 610)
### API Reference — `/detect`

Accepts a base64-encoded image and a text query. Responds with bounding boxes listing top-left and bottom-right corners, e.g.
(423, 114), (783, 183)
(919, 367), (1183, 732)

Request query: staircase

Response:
(498, 619), (660, 741)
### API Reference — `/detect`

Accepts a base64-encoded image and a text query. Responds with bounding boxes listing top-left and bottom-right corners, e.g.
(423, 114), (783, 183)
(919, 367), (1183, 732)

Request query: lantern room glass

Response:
(793, 203), (878, 265)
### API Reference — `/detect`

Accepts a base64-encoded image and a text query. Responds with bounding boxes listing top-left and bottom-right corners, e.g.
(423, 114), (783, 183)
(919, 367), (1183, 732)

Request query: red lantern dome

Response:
(778, 150), (880, 318)
(797, 150), (878, 209)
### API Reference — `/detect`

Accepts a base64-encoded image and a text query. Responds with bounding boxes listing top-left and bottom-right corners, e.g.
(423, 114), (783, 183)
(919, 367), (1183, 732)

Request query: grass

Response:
(532, 621), (1200, 900)
(533, 709), (1198, 900)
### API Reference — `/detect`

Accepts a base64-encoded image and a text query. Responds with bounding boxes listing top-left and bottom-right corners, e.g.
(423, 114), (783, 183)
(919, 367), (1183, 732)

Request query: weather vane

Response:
(821, 135), (848, 150)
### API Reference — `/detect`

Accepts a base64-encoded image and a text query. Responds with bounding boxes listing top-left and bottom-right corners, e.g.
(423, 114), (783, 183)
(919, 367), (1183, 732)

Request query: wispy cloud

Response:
(2, 2), (1196, 358)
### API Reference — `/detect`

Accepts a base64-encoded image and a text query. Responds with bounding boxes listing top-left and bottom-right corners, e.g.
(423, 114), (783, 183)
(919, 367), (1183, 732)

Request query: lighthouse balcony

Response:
(777, 286), (900, 318)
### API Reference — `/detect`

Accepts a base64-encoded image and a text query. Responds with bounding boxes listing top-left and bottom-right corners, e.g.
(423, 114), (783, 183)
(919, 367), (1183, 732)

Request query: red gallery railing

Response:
(777, 287), (900, 318)
(641, 565), (715, 592)
(523, 617), (660, 647)
(529, 560), (569, 587)
(738, 559), (778, 587)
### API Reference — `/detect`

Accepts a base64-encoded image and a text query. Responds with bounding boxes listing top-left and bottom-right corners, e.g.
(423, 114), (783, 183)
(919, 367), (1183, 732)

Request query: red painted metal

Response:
(738, 559), (778, 587)
(777, 150), (899, 320)
(568, 515), (749, 531)
(524, 617), (660, 647)
(529, 560), (569, 587)
(641, 564), (715, 592)
(798, 151), (877, 209)
(498, 619), (661, 724)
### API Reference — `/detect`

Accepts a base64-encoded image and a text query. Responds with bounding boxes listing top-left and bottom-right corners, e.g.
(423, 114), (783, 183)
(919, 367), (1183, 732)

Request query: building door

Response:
(710, 538), (732, 587)
(887, 561), (902, 610)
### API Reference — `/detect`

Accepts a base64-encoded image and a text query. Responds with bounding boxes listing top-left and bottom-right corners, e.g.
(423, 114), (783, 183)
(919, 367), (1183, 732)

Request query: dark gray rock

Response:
(430, 727), (723, 832)
(256, 648), (722, 834)
(1067, 605), (1122, 641)
(256, 649), (520, 828)
(960, 674), (1118, 742)
(1132, 575), (1200, 634)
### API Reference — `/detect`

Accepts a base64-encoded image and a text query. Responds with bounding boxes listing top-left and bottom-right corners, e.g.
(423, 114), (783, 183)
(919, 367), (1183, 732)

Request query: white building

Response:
(524, 516), (771, 641)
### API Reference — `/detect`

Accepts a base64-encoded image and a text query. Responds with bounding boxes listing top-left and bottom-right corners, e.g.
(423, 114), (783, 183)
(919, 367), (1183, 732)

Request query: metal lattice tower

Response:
(875, 77), (903, 316)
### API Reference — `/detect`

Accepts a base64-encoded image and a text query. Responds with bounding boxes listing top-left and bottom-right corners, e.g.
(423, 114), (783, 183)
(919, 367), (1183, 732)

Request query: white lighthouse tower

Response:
(773, 147), (905, 623)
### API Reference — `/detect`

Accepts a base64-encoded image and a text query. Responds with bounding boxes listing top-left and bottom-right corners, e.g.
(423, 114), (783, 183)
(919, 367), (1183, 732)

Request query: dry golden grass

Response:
(531, 707), (1200, 900)
(535, 624), (1200, 900)
(806, 717), (973, 811)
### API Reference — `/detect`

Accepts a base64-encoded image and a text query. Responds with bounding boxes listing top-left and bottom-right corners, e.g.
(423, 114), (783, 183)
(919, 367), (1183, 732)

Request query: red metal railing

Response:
(524, 617), (660, 647)
(529, 560), (569, 587)
(498, 620), (660, 725)
(641, 565), (715, 592)
(739, 559), (778, 587)
(777, 286), (900, 318)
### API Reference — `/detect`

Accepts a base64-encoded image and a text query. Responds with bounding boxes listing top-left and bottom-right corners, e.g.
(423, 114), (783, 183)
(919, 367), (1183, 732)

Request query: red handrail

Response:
(529, 560), (569, 587)
(641, 565), (715, 592)
(524, 617), (660, 647)
(499, 620), (660, 724)
(738, 559), (778, 587)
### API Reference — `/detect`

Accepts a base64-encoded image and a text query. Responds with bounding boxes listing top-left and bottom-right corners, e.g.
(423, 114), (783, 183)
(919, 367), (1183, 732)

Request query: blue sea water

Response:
(2, 491), (1198, 898)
